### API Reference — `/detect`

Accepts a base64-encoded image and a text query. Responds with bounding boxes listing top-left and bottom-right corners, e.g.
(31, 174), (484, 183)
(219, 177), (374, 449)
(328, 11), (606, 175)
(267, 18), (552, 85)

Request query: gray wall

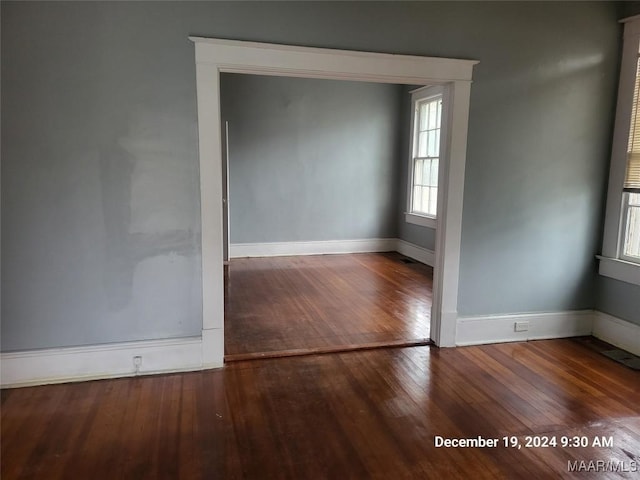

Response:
(617, 1), (640, 19)
(1, 1), (622, 351)
(2, 1), (204, 350)
(596, 277), (640, 326)
(456, 4), (618, 315)
(220, 74), (402, 244)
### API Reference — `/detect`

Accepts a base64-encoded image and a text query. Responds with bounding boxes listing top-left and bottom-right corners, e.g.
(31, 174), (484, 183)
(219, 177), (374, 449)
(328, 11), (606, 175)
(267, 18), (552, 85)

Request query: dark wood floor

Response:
(224, 253), (433, 359)
(2, 338), (639, 479)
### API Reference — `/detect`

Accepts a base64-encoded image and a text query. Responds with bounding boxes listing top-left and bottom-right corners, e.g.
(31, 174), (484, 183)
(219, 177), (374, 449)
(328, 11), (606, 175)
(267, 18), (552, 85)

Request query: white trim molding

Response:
(405, 212), (437, 229)
(431, 80), (472, 347)
(191, 36), (478, 355)
(191, 37), (477, 84)
(230, 238), (397, 258)
(5, 309), (639, 387)
(593, 311), (640, 357)
(1, 337), (209, 389)
(395, 240), (435, 266)
(455, 310), (594, 346)
(597, 255), (640, 287)
(229, 238), (435, 266)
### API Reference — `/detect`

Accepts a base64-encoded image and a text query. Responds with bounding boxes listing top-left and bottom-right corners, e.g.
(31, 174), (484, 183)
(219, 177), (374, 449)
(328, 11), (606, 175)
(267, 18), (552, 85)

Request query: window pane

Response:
(421, 187), (431, 214)
(413, 185), (422, 212)
(419, 103), (428, 131)
(428, 130), (437, 157)
(630, 193), (640, 206)
(428, 101), (437, 129)
(623, 205), (640, 259)
(422, 158), (432, 185)
(436, 100), (442, 128)
(418, 132), (428, 157)
(414, 159), (423, 186)
(429, 187), (438, 215)
(430, 158), (439, 186)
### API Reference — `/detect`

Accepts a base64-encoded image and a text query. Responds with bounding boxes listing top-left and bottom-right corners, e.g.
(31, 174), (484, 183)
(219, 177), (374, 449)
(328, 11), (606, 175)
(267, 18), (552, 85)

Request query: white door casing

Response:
(190, 37), (477, 366)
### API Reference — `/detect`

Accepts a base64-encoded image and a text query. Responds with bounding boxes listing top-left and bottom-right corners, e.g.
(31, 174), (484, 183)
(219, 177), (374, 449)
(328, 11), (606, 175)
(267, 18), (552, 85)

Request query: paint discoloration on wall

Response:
(0, 1), (624, 350)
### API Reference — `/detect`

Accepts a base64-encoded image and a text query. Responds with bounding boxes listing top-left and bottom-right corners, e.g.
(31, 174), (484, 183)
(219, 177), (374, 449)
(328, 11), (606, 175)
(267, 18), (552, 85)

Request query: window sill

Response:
(405, 212), (437, 229)
(597, 256), (640, 287)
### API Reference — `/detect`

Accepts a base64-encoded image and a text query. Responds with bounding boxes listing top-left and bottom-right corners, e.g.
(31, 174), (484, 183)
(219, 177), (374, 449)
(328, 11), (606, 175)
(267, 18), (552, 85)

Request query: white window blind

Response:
(621, 47), (640, 261)
(626, 53), (640, 193)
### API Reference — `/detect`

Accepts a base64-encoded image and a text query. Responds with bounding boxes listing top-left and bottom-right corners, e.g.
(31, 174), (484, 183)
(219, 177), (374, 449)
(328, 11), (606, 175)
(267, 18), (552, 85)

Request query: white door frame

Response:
(190, 37), (477, 367)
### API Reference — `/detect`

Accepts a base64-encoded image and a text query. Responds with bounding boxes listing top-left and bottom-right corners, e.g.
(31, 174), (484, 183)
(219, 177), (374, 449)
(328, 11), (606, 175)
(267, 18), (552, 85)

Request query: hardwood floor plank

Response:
(528, 339), (640, 398)
(6, 384), (70, 479)
(175, 374), (201, 480)
(224, 253), (433, 357)
(485, 342), (639, 424)
(2, 339), (640, 479)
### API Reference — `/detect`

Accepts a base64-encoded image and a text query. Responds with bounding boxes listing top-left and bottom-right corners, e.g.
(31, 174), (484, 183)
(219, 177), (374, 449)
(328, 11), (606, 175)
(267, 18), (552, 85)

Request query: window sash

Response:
(625, 55), (640, 192)
(410, 93), (442, 218)
(412, 157), (439, 216)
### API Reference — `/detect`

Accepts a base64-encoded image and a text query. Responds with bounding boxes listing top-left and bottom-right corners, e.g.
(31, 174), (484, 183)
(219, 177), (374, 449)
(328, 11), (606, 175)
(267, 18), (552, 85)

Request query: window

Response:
(621, 49), (640, 262)
(406, 86), (444, 228)
(600, 16), (640, 285)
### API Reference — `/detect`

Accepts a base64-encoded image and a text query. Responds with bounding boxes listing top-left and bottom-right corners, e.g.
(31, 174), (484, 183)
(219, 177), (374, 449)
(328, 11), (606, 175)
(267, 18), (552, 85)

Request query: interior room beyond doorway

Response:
(224, 252), (433, 360)
(220, 73), (436, 360)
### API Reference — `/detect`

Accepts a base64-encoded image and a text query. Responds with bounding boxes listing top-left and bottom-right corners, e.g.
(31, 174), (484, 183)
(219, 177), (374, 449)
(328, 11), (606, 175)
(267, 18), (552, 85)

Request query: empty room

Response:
(2, 1), (640, 479)
(220, 73), (435, 360)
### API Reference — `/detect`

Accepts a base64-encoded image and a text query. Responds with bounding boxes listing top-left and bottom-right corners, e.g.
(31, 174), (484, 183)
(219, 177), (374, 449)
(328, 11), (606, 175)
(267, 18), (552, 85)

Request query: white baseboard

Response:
(201, 327), (224, 369)
(230, 238), (435, 266)
(1, 336), (205, 388)
(230, 238), (397, 258)
(456, 310), (594, 346)
(6, 279), (637, 388)
(592, 312), (640, 357)
(395, 240), (435, 266)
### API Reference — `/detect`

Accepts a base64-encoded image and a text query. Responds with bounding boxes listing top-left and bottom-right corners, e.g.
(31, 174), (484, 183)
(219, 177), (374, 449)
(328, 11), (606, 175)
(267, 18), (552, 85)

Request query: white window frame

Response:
(599, 15), (640, 286)
(405, 86), (446, 229)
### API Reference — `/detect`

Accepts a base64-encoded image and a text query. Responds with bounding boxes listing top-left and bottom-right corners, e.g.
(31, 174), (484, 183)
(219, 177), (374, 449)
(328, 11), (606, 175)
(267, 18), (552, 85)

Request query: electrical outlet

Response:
(514, 321), (529, 332)
(133, 355), (142, 374)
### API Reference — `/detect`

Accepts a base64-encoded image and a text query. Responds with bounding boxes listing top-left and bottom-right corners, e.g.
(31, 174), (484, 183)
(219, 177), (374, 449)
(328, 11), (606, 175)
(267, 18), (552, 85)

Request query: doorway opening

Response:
(220, 73), (436, 360)
(191, 37), (477, 367)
